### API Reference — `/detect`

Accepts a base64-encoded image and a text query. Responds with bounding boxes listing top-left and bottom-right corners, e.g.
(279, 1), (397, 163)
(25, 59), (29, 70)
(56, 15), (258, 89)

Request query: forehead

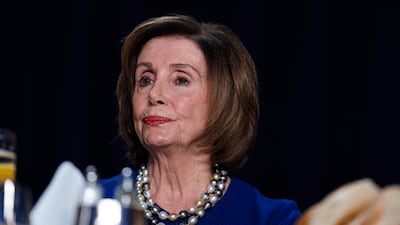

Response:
(141, 35), (199, 52)
(138, 35), (206, 71)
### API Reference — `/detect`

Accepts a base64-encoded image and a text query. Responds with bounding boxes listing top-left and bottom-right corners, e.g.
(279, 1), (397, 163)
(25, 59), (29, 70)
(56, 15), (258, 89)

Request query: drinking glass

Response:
(0, 128), (17, 185)
(0, 128), (32, 224)
(0, 179), (32, 225)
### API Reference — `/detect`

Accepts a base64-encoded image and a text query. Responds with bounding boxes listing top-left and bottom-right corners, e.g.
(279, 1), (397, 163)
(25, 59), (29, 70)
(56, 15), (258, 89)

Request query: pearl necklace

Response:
(135, 164), (228, 225)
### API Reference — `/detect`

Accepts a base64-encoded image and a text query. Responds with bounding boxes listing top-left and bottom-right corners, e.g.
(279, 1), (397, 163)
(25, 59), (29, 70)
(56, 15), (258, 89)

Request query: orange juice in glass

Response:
(0, 128), (17, 185)
(0, 150), (16, 184)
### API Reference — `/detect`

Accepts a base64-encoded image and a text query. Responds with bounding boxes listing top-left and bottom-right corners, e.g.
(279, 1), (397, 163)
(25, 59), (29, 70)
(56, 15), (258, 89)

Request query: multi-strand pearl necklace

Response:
(135, 164), (228, 225)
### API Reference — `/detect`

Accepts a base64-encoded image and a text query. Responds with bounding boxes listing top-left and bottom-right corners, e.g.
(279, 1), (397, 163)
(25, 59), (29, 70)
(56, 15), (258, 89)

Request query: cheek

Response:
(175, 97), (195, 114)
(177, 96), (208, 121)
(132, 95), (145, 122)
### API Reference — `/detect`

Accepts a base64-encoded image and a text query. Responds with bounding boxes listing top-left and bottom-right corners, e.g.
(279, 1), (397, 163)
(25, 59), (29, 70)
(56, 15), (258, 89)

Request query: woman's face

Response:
(132, 35), (209, 151)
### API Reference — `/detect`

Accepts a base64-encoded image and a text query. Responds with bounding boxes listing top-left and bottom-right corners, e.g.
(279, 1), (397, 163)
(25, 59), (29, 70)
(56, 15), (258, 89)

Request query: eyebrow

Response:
(136, 62), (203, 77)
(170, 63), (202, 77)
(136, 62), (152, 69)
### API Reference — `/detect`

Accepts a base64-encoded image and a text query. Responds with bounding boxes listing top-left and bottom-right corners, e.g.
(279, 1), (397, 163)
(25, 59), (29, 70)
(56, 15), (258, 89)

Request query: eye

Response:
(138, 76), (154, 87)
(175, 76), (189, 86)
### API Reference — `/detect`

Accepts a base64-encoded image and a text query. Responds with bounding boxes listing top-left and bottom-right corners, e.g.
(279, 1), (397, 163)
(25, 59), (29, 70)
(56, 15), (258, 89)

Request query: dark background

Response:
(1, 0), (399, 211)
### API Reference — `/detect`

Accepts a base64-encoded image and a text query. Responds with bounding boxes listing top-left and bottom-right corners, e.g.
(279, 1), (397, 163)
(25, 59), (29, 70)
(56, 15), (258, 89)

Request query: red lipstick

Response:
(143, 116), (172, 126)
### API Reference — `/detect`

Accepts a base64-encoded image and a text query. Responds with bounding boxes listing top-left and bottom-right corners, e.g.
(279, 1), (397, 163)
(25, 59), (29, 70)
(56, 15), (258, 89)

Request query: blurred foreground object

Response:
(296, 178), (400, 225)
(75, 165), (103, 225)
(0, 128), (17, 184)
(113, 167), (146, 225)
(29, 161), (85, 225)
(0, 179), (32, 225)
(0, 129), (32, 225)
(30, 161), (145, 225)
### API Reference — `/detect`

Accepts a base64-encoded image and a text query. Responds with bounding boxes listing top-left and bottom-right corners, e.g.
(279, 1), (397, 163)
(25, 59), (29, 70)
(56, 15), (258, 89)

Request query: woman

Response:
(100, 14), (301, 225)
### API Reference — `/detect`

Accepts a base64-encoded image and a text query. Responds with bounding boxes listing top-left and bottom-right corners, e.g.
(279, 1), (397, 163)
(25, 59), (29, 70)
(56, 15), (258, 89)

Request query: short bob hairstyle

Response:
(116, 14), (259, 172)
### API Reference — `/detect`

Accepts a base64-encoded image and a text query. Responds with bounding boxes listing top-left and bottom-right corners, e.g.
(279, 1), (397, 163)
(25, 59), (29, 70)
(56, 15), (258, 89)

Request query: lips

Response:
(143, 115), (173, 126)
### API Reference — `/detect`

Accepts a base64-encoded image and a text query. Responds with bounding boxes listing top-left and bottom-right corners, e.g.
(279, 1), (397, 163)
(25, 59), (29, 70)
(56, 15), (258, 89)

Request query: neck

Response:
(146, 158), (212, 212)
(135, 164), (229, 225)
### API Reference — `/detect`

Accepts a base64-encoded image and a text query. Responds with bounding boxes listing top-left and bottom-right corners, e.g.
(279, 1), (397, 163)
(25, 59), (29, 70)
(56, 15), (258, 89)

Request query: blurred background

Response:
(1, 0), (399, 211)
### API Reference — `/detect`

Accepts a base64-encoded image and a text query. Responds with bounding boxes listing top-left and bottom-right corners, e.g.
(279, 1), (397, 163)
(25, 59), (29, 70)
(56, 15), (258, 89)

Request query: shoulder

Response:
(99, 169), (139, 198)
(215, 176), (302, 225)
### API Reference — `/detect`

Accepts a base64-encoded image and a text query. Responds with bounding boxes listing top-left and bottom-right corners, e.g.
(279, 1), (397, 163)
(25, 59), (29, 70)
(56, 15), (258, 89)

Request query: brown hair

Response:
(116, 14), (259, 172)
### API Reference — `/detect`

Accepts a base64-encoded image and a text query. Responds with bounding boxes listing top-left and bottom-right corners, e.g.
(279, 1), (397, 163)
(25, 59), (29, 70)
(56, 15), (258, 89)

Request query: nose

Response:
(148, 82), (166, 106)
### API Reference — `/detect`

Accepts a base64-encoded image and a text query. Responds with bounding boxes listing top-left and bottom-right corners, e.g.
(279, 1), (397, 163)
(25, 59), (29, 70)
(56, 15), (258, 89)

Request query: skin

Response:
(132, 35), (218, 212)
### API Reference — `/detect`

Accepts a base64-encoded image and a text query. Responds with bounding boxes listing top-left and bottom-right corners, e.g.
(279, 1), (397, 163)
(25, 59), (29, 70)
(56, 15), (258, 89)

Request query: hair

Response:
(116, 14), (259, 172)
